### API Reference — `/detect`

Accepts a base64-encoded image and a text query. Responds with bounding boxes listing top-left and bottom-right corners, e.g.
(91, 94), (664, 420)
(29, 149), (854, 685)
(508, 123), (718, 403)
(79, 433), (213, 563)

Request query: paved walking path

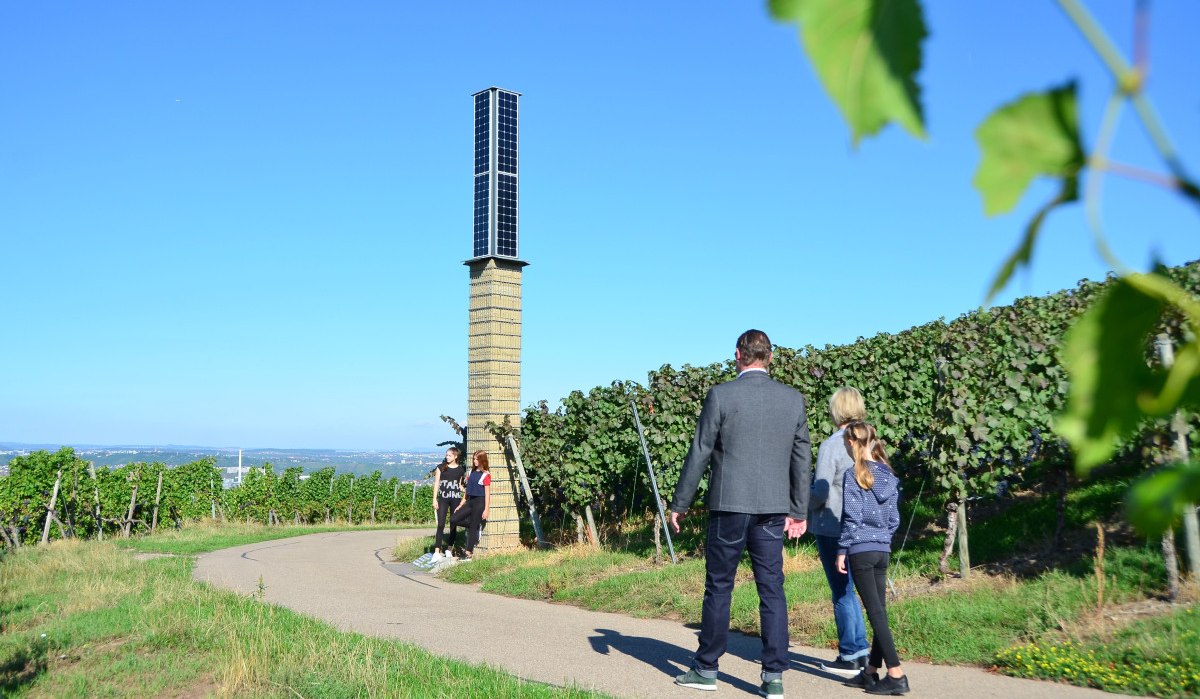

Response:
(193, 529), (1120, 698)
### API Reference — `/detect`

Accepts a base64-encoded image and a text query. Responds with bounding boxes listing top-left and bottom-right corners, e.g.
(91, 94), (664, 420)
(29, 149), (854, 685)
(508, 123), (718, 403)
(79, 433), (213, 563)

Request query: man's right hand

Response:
(784, 516), (807, 539)
(669, 510), (684, 533)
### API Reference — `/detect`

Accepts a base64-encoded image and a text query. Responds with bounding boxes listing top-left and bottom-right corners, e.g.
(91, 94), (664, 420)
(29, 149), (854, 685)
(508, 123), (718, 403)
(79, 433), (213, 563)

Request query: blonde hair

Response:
(842, 420), (892, 490)
(829, 387), (866, 426)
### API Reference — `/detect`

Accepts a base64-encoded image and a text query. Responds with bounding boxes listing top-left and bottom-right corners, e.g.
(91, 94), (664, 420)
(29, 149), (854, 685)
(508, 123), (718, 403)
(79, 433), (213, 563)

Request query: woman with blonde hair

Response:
(808, 387), (870, 676)
(836, 421), (908, 695)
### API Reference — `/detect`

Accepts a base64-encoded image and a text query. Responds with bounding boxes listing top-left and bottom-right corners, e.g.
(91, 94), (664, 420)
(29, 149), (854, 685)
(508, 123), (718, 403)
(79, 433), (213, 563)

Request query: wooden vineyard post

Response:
(1157, 334), (1200, 590)
(630, 400), (677, 564)
(124, 482), (139, 538)
(506, 435), (546, 548)
(371, 495), (377, 525)
(40, 469), (63, 545)
(89, 463), (103, 541)
(584, 504), (600, 547)
(67, 465), (79, 537)
(151, 470), (164, 533)
(938, 502), (957, 574)
(574, 512), (586, 544)
(956, 492), (971, 579)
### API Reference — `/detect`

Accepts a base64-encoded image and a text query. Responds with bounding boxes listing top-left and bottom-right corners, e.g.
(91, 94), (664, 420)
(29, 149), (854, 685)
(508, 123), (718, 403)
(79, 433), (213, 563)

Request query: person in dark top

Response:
(837, 421), (909, 696)
(669, 329), (811, 699)
(431, 447), (465, 562)
(450, 450), (491, 561)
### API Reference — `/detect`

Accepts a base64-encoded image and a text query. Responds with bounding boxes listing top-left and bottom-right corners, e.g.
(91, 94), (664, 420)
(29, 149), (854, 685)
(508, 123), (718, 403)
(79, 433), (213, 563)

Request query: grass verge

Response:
(995, 605), (1200, 696)
(1, 528), (605, 698)
(121, 520), (425, 555)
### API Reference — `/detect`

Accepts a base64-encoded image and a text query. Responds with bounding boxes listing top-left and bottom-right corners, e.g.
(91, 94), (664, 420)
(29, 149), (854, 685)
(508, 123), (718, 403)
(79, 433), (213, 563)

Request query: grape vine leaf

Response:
(1056, 276), (1164, 471)
(769, 0), (927, 144)
(973, 82), (1084, 216)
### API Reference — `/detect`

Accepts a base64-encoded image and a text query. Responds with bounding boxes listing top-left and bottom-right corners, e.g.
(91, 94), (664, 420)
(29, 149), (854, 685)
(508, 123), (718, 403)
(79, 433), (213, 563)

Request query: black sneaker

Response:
(865, 674), (910, 695)
(821, 656), (867, 677)
(843, 670), (879, 689)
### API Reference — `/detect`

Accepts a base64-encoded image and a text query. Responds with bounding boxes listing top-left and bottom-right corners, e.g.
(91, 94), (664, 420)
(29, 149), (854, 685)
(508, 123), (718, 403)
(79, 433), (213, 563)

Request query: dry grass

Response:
(3, 534), (605, 698)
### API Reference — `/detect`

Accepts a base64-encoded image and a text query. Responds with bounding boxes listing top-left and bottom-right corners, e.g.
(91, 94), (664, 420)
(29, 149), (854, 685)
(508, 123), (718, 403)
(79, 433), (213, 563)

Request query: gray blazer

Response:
(670, 370), (812, 519)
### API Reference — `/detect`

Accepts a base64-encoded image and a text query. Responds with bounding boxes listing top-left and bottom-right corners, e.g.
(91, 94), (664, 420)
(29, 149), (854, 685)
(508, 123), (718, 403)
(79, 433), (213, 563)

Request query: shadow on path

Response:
(589, 628), (758, 695)
(719, 632), (847, 684)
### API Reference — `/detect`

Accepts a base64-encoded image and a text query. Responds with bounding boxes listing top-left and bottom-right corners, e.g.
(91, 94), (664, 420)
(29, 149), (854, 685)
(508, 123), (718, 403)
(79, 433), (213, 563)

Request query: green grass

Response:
(1, 530), (606, 698)
(122, 520), (425, 555)
(996, 605), (1200, 696)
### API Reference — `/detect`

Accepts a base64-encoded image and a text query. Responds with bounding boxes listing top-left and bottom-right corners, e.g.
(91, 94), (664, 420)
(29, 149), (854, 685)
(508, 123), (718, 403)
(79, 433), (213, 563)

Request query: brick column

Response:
(466, 257), (524, 551)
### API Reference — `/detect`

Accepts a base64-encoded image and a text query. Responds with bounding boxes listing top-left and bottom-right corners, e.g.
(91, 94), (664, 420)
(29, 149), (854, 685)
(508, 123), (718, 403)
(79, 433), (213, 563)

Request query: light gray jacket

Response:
(809, 427), (854, 538)
(670, 370), (812, 519)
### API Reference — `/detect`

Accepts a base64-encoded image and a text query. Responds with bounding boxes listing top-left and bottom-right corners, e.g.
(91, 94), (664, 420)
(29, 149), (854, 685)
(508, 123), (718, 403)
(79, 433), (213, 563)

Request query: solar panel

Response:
(496, 174), (517, 257)
(474, 175), (490, 257)
(471, 88), (520, 260)
(474, 92), (490, 176)
(497, 91), (518, 175)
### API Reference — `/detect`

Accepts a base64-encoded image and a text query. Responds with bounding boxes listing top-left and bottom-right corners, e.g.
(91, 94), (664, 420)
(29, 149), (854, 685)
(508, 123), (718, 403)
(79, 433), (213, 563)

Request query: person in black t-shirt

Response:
(431, 447), (465, 562)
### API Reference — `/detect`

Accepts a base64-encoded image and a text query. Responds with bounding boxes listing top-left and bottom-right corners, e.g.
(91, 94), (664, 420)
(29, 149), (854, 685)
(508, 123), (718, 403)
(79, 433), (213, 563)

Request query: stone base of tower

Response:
(466, 256), (527, 553)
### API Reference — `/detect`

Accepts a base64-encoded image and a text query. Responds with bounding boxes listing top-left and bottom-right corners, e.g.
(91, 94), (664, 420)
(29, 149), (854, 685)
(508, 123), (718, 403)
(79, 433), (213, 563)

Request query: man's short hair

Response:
(736, 329), (772, 365)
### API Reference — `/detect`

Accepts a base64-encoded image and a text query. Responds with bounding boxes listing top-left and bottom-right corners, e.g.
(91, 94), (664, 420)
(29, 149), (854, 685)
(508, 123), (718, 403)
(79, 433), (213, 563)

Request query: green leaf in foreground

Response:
(1056, 276), (1164, 472)
(769, 0), (927, 144)
(973, 82), (1084, 216)
(1127, 461), (1200, 536)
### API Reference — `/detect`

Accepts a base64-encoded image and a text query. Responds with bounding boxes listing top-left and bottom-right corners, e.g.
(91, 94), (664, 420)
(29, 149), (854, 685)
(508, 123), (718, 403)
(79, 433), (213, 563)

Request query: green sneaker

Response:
(675, 668), (717, 691)
(759, 677), (784, 698)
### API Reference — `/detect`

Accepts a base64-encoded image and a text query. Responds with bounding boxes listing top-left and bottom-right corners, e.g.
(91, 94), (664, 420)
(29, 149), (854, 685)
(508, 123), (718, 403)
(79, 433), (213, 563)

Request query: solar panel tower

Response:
(466, 87), (526, 553)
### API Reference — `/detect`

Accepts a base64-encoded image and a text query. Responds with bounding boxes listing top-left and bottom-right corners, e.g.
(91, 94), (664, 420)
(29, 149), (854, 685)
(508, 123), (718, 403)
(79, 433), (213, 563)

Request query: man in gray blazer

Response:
(669, 329), (812, 697)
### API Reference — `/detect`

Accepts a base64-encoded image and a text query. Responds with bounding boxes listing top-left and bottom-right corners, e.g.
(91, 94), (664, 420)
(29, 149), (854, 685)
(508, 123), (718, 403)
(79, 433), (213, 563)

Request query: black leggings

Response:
(449, 495), (486, 553)
(435, 497), (461, 551)
(849, 551), (901, 670)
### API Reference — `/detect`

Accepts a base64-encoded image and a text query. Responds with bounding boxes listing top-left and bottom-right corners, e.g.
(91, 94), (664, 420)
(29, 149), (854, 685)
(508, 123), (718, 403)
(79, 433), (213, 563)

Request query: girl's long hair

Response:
(472, 450), (490, 472)
(842, 420), (892, 490)
(438, 447), (461, 473)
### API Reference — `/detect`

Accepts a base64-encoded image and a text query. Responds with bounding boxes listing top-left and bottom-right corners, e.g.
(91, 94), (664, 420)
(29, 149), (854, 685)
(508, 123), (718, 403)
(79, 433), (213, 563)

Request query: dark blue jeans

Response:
(695, 511), (788, 675)
(815, 535), (869, 661)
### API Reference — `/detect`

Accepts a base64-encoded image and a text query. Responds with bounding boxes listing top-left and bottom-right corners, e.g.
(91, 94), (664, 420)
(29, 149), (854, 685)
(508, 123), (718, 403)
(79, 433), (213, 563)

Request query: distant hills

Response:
(0, 443), (442, 483)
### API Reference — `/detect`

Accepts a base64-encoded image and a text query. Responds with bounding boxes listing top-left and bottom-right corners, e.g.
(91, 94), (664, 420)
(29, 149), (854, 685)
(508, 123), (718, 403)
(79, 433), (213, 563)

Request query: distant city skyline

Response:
(0, 442), (445, 484)
(3, 3), (1197, 449)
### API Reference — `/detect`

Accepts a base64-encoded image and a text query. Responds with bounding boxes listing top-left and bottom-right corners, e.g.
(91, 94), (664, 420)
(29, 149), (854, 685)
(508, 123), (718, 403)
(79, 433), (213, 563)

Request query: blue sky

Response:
(2, 2), (1197, 450)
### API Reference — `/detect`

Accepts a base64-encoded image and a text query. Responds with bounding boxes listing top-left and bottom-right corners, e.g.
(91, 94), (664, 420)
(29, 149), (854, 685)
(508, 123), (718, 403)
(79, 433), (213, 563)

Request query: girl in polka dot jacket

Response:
(836, 420), (910, 695)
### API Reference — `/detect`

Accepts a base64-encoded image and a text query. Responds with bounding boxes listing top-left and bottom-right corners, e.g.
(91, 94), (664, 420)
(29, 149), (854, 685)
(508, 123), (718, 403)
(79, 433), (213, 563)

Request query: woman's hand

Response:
(482, 508), (490, 521)
(836, 553), (847, 574)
